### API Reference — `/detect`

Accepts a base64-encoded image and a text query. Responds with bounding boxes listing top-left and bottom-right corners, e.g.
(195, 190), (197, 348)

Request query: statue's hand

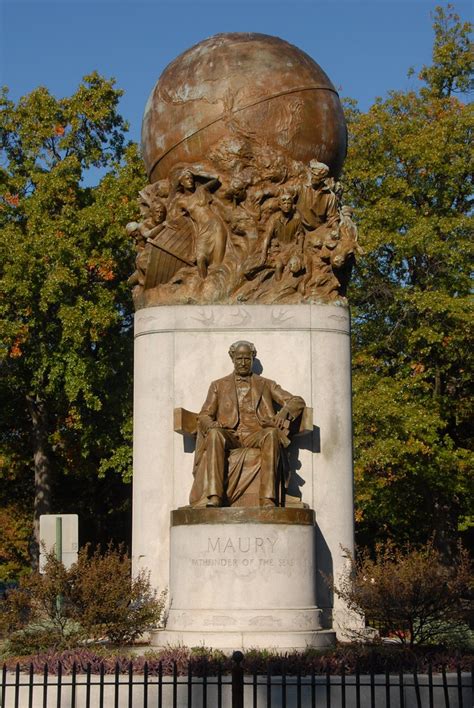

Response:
(272, 408), (289, 430)
(198, 417), (220, 435)
(205, 421), (220, 432)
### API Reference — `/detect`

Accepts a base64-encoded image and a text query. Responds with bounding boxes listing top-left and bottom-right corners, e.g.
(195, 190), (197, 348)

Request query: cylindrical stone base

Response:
(151, 508), (336, 650)
(134, 303), (358, 639)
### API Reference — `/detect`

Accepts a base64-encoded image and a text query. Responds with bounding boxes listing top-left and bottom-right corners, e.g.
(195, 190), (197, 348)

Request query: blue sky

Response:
(1, 0), (472, 151)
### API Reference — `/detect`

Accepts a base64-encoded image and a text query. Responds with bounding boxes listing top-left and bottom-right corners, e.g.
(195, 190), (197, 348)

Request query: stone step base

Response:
(165, 606), (322, 633)
(151, 628), (336, 651)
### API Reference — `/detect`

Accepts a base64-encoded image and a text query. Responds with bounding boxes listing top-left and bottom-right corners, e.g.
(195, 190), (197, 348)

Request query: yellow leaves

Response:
(410, 362), (425, 375)
(64, 407), (81, 429)
(0, 505), (32, 582)
(406, 436), (431, 455)
(352, 352), (379, 369)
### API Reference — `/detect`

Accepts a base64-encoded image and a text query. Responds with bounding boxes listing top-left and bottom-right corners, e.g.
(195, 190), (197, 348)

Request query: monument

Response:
(189, 340), (306, 509)
(130, 33), (363, 649)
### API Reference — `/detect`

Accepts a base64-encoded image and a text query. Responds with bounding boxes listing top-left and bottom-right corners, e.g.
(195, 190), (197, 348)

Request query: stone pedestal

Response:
(152, 508), (335, 650)
(132, 303), (358, 640)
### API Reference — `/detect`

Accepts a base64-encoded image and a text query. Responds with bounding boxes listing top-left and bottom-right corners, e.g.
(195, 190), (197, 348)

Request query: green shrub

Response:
(413, 620), (474, 650)
(6, 624), (82, 656)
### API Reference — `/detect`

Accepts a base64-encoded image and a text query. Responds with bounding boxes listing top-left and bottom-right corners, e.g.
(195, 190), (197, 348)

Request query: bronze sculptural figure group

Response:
(127, 137), (361, 308)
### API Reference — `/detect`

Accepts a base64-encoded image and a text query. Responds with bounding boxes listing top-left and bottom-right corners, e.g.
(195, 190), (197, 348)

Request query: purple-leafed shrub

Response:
(4, 644), (472, 675)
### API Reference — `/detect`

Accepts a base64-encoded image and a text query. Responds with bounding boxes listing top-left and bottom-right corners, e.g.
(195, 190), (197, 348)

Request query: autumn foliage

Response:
(0, 72), (146, 566)
(345, 6), (473, 551)
(335, 540), (473, 647)
(0, 545), (164, 652)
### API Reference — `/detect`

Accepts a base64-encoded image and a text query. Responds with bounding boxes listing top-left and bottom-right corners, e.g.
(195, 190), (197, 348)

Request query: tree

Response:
(344, 6), (473, 553)
(0, 502), (31, 583)
(0, 74), (145, 566)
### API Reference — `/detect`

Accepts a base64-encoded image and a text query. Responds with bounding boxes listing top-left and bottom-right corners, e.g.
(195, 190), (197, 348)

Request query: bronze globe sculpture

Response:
(142, 33), (347, 183)
(129, 32), (359, 308)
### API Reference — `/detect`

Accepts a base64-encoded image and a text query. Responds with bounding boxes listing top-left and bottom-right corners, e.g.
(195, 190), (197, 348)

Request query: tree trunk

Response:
(433, 497), (459, 563)
(26, 394), (52, 568)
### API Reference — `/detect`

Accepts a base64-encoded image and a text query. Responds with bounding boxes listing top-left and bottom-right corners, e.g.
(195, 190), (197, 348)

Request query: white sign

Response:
(39, 514), (78, 572)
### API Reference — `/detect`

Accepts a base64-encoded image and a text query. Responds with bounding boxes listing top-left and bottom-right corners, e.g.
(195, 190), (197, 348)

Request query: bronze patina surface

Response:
(177, 341), (306, 510)
(142, 33), (346, 183)
(171, 506), (315, 526)
(127, 33), (360, 307)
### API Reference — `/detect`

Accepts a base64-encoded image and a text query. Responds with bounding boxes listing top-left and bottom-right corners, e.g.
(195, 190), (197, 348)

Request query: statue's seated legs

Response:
(203, 427), (239, 503)
(202, 426), (281, 506)
(174, 404), (313, 509)
(238, 427), (281, 501)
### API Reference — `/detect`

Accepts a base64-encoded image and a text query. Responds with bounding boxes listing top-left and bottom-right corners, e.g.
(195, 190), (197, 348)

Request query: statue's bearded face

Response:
(232, 345), (253, 377)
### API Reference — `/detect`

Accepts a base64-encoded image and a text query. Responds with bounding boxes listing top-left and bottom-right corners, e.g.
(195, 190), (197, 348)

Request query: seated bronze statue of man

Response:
(190, 340), (305, 508)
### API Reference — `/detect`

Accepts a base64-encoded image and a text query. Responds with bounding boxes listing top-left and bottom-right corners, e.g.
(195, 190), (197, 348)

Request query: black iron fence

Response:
(1, 653), (472, 707)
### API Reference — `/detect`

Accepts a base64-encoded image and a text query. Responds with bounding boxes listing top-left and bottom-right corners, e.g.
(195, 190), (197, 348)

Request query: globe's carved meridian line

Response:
(148, 84), (339, 179)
